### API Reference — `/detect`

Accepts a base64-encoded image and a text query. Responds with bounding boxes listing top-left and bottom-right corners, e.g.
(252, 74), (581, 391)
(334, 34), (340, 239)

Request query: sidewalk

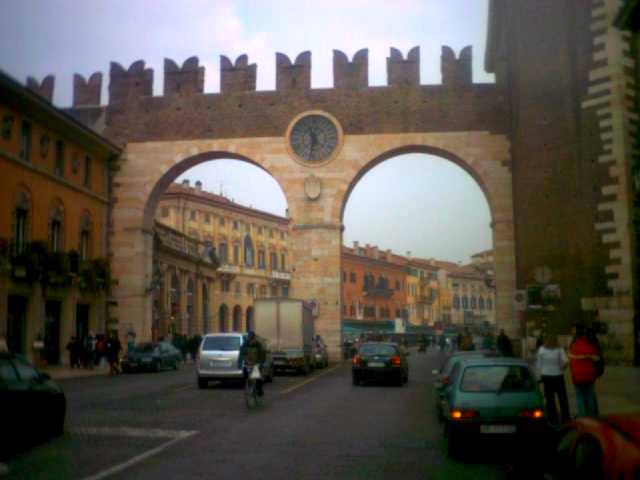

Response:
(591, 366), (640, 415)
(41, 363), (110, 380)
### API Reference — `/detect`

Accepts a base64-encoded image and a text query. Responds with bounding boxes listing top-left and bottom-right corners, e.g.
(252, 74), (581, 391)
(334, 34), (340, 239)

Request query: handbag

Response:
(249, 365), (262, 380)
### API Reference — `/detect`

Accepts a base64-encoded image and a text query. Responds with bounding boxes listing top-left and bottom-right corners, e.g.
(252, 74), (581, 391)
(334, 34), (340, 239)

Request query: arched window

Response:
(453, 294), (460, 310)
(186, 278), (194, 335)
(462, 296), (469, 310)
(258, 248), (266, 269)
(479, 297), (485, 311)
(218, 241), (228, 264)
(49, 199), (65, 252)
(487, 298), (493, 311)
(12, 188), (31, 254)
(270, 251), (278, 270)
(219, 304), (228, 332)
(233, 305), (242, 332)
(281, 252), (287, 271)
(244, 235), (254, 267)
(202, 282), (210, 333)
(470, 296), (477, 309)
(233, 243), (240, 264)
(79, 212), (92, 260)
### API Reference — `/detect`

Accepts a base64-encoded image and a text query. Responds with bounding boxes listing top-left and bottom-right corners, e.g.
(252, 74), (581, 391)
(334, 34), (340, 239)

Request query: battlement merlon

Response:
(73, 72), (102, 107)
(220, 54), (257, 94)
(26, 75), (55, 102)
(164, 56), (204, 96)
(387, 46), (420, 87)
(334, 49), (368, 89)
(441, 46), (472, 87)
(109, 60), (153, 105)
(276, 51), (311, 91)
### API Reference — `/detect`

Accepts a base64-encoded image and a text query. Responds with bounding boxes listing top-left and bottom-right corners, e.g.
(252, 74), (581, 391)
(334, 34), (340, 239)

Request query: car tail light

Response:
(391, 356), (401, 367)
(353, 354), (361, 366)
(441, 376), (450, 386)
(520, 409), (544, 419)
(451, 409), (478, 420)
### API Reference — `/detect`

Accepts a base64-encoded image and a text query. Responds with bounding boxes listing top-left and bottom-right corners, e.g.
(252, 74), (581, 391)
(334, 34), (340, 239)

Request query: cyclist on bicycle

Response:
(239, 331), (266, 396)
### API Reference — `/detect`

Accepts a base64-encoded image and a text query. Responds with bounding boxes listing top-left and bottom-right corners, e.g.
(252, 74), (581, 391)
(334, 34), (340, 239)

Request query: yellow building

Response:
(155, 180), (291, 334)
(0, 71), (120, 364)
(405, 258), (443, 326)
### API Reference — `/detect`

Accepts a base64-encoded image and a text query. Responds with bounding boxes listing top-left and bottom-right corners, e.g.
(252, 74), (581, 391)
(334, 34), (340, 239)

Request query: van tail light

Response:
(520, 409), (544, 419)
(391, 356), (402, 367)
(353, 354), (361, 366)
(451, 409), (478, 420)
(441, 376), (450, 386)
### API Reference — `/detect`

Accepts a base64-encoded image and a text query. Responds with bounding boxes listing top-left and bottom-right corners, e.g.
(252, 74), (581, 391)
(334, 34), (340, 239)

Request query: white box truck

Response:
(253, 298), (314, 375)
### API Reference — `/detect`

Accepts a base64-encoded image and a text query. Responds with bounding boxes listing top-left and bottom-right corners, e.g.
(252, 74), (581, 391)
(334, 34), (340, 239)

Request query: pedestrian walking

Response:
(83, 332), (96, 369)
(497, 329), (513, 356)
(106, 332), (122, 375)
(66, 336), (81, 368)
(536, 333), (570, 426)
(568, 324), (600, 417)
(95, 334), (106, 366)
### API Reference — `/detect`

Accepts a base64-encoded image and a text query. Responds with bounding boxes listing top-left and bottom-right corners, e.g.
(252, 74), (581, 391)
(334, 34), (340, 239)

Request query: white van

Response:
(196, 333), (273, 388)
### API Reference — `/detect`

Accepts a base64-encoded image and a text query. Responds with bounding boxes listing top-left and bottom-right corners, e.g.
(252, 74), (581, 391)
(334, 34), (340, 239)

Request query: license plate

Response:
(480, 425), (516, 434)
(210, 360), (230, 367)
(368, 362), (385, 368)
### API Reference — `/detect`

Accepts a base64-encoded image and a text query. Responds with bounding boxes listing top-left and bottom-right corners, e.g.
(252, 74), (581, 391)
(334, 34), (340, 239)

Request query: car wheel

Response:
(352, 374), (360, 386)
(51, 397), (66, 437)
(198, 377), (208, 389)
(446, 422), (463, 459)
(154, 362), (161, 373)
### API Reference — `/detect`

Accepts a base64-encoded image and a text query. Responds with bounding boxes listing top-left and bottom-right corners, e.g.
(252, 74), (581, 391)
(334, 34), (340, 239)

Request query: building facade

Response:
(448, 264), (496, 327)
(155, 180), (291, 334)
(150, 221), (219, 340)
(0, 71), (120, 364)
(342, 242), (407, 333)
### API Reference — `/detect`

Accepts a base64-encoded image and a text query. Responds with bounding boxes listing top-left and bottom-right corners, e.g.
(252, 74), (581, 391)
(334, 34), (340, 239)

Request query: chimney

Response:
(195, 180), (202, 191)
(182, 179), (190, 188)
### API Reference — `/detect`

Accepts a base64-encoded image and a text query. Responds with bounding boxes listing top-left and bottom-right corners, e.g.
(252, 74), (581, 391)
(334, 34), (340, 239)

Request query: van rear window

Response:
(202, 336), (241, 351)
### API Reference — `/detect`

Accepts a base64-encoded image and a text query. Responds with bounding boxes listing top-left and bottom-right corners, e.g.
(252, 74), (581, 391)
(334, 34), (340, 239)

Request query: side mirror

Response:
(432, 369), (440, 375)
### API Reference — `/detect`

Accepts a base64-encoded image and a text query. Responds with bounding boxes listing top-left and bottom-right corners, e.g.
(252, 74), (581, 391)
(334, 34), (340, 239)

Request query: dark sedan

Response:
(352, 342), (408, 386)
(0, 352), (66, 458)
(121, 342), (182, 373)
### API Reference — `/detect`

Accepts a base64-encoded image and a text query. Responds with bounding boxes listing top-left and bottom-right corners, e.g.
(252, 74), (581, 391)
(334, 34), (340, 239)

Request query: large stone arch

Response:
(110, 130), (512, 360)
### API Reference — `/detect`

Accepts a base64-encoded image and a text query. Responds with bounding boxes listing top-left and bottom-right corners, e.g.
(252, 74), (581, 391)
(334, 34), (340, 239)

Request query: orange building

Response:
(342, 242), (407, 331)
(0, 71), (120, 364)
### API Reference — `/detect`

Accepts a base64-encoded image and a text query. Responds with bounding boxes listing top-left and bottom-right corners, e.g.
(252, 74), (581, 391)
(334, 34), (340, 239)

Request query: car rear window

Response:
(202, 336), (241, 352)
(134, 343), (154, 353)
(359, 344), (397, 356)
(460, 365), (535, 393)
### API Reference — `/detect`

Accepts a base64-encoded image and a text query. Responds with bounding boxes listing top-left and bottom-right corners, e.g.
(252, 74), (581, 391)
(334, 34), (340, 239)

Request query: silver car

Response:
(196, 333), (274, 389)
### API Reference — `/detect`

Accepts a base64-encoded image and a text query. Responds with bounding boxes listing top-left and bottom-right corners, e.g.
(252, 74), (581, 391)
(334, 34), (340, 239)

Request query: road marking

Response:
(169, 384), (192, 393)
(280, 364), (342, 395)
(75, 427), (197, 480)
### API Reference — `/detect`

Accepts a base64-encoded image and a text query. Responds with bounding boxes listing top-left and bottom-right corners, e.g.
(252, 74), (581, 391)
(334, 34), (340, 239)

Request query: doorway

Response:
(76, 304), (90, 338)
(45, 301), (62, 365)
(7, 295), (27, 354)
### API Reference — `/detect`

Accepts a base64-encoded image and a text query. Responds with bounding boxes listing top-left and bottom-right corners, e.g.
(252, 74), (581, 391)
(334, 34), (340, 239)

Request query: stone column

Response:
(493, 217), (518, 343)
(25, 284), (44, 365)
(290, 224), (342, 362)
(179, 271), (189, 335)
(193, 275), (203, 335)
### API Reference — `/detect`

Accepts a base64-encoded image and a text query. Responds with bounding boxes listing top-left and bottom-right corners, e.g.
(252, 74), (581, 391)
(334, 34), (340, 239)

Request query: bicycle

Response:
(244, 363), (263, 409)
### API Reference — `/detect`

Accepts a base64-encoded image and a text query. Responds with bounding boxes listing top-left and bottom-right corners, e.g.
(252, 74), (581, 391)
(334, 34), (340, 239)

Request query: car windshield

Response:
(460, 365), (535, 393)
(359, 344), (397, 356)
(134, 343), (154, 353)
(202, 336), (241, 352)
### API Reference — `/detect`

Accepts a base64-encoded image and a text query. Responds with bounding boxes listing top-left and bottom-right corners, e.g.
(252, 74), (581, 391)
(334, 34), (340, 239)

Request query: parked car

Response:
(441, 356), (547, 457)
(352, 342), (408, 386)
(0, 352), (66, 457)
(121, 341), (182, 373)
(313, 335), (329, 369)
(197, 333), (274, 388)
(432, 350), (501, 420)
(555, 414), (640, 479)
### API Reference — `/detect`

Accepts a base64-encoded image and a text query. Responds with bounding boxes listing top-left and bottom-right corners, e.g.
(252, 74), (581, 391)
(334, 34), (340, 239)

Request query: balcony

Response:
(270, 271), (291, 281)
(363, 287), (394, 299)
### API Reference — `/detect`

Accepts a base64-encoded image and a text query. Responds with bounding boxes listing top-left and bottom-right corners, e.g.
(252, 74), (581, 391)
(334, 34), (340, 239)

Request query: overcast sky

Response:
(1, 0), (493, 264)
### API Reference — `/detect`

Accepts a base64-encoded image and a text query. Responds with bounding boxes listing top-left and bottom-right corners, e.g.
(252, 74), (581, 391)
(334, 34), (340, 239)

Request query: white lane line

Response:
(69, 426), (196, 439)
(80, 431), (196, 480)
(280, 364), (343, 395)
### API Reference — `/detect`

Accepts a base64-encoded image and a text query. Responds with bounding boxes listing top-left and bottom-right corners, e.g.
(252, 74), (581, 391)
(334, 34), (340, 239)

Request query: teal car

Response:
(441, 357), (548, 456)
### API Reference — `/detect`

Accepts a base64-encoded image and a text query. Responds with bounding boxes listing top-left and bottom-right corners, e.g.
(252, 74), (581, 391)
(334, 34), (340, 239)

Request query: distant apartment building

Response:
(341, 242), (407, 333)
(0, 71), (120, 364)
(155, 180), (291, 334)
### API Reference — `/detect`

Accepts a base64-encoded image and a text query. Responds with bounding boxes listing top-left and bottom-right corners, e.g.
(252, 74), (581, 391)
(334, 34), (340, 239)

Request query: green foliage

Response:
(78, 257), (114, 294)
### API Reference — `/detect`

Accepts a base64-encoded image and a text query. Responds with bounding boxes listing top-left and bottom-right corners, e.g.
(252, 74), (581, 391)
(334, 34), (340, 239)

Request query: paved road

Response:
(4, 349), (535, 479)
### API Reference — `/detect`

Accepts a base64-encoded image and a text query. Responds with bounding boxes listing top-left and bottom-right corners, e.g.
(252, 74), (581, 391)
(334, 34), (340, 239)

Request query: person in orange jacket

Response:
(568, 324), (600, 417)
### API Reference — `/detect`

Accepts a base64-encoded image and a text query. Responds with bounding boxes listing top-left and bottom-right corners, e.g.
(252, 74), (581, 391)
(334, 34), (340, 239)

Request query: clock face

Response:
(289, 114), (339, 162)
